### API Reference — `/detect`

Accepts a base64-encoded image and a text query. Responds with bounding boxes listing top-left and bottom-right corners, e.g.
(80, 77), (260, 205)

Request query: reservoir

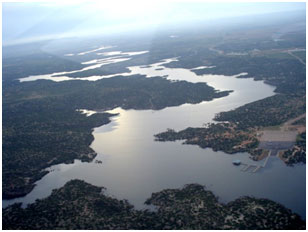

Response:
(6, 55), (306, 219)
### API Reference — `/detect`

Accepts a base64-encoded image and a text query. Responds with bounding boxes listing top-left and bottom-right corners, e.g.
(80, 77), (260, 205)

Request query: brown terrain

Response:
(257, 114), (306, 162)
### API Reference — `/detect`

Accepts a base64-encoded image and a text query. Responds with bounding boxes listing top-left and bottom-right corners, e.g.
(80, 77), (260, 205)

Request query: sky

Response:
(2, 1), (306, 45)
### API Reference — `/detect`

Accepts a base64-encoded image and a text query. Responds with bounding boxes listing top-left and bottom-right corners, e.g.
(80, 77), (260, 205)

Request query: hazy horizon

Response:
(2, 1), (306, 45)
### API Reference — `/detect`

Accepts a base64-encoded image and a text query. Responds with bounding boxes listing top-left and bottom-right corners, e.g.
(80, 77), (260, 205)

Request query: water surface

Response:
(7, 56), (306, 219)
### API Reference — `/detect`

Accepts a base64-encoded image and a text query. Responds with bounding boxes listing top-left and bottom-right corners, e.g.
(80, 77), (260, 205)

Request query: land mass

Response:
(3, 75), (230, 199)
(3, 179), (305, 230)
(155, 94), (306, 164)
(155, 122), (262, 157)
(2, 12), (306, 229)
(154, 14), (306, 165)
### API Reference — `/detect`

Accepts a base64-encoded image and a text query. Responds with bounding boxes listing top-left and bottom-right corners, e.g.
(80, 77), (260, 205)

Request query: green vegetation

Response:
(155, 123), (262, 157)
(147, 183), (305, 230)
(155, 16), (305, 165)
(3, 74), (230, 199)
(155, 94), (305, 162)
(4, 75), (230, 110)
(4, 22), (306, 199)
(292, 51), (306, 63)
(3, 104), (112, 199)
(3, 180), (305, 230)
(282, 132), (306, 165)
(155, 25), (305, 161)
(3, 180), (151, 230)
(161, 27), (305, 97)
(191, 55), (305, 95)
(292, 117), (306, 126)
(156, 91), (305, 160)
(3, 52), (85, 82)
(215, 94), (306, 130)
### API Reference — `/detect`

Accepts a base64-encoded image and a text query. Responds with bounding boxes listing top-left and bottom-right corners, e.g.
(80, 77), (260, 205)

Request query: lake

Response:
(6, 54), (306, 219)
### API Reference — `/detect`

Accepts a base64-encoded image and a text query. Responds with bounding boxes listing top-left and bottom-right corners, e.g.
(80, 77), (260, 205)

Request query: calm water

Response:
(7, 55), (306, 219)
